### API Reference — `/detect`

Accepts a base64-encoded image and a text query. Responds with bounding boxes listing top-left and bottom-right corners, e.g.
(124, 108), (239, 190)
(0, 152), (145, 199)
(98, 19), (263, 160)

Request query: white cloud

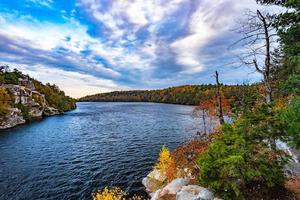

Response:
(77, 0), (185, 39)
(26, 0), (54, 8)
(0, 12), (121, 78)
(2, 62), (125, 98)
(170, 0), (261, 73)
(0, 13), (85, 52)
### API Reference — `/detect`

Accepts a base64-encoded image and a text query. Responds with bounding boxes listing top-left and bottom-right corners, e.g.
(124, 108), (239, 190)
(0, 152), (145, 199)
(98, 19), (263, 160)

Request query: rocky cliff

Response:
(0, 76), (72, 129)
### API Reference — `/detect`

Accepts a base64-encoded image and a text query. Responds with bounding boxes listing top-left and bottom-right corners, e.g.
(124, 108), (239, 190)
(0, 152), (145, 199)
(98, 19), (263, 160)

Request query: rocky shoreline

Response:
(141, 138), (300, 200)
(142, 169), (220, 200)
(0, 77), (73, 130)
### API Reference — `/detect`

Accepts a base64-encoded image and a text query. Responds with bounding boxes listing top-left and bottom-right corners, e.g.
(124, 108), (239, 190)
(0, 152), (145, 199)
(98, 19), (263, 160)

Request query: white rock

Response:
(177, 185), (210, 200)
(143, 169), (167, 193)
(160, 178), (190, 196)
(43, 106), (59, 116)
(196, 188), (214, 200)
(177, 185), (206, 199)
(177, 192), (198, 200)
(0, 108), (25, 129)
(151, 189), (161, 200)
(148, 169), (166, 182)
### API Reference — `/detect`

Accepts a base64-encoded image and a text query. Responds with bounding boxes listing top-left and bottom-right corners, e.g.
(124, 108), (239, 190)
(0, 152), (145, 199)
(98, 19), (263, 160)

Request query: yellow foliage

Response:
(0, 88), (12, 116)
(274, 98), (287, 111)
(93, 187), (125, 200)
(92, 187), (146, 200)
(155, 145), (176, 181)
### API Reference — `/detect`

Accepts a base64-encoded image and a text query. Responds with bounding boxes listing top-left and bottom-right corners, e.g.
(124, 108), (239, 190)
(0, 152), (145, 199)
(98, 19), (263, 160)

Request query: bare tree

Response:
(215, 71), (225, 125)
(233, 9), (277, 103)
(192, 107), (207, 134)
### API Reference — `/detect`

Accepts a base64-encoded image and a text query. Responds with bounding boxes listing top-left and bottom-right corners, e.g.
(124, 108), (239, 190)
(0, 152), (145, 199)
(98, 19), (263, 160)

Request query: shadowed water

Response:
(0, 102), (200, 200)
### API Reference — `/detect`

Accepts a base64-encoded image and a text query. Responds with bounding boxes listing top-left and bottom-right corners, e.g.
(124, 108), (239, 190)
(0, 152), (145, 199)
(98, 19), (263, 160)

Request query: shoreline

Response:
(0, 107), (76, 131)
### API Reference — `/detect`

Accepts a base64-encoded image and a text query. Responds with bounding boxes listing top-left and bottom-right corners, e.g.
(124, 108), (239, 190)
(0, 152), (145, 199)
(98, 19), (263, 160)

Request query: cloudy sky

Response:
(0, 0), (279, 98)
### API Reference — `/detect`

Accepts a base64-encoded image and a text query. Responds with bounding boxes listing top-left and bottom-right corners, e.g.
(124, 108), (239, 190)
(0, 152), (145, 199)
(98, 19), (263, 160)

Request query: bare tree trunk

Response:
(215, 71), (225, 125)
(202, 110), (207, 134)
(257, 10), (276, 148)
(234, 10), (275, 104)
(257, 10), (273, 103)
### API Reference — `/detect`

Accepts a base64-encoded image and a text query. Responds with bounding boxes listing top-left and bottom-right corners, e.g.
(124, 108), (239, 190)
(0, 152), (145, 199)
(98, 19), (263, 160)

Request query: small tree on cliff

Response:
(0, 88), (12, 116)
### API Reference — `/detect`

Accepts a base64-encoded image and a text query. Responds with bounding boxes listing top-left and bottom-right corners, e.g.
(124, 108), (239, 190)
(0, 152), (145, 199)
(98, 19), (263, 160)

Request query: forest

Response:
(79, 84), (260, 114)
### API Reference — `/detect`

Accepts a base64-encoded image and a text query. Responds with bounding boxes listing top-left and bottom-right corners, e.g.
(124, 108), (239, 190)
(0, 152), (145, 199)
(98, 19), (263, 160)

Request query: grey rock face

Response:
(160, 178), (191, 196)
(0, 78), (62, 129)
(142, 169), (167, 193)
(0, 108), (25, 129)
(196, 188), (214, 200)
(43, 106), (59, 116)
(176, 185), (206, 200)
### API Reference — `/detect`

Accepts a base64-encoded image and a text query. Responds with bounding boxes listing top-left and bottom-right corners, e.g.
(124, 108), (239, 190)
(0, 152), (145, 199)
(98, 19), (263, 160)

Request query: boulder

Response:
(43, 106), (60, 116)
(149, 169), (167, 182)
(160, 178), (190, 196)
(0, 108), (25, 129)
(176, 192), (198, 200)
(29, 106), (43, 119)
(143, 169), (167, 193)
(176, 185), (206, 200)
(151, 189), (161, 200)
(196, 188), (214, 200)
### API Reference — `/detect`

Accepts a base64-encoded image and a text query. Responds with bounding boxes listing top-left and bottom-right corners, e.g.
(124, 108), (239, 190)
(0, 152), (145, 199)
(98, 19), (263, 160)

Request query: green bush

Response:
(197, 121), (287, 200)
(0, 104), (8, 117)
(32, 93), (44, 106)
(33, 80), (76, 112)
(277, 97), (300, 149)
(0, 74), (4, 85)
(16, 104), (31, 121)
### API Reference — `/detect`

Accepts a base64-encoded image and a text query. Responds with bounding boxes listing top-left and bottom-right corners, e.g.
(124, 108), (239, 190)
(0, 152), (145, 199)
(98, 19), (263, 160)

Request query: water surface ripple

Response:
(0, 102), (199, 200)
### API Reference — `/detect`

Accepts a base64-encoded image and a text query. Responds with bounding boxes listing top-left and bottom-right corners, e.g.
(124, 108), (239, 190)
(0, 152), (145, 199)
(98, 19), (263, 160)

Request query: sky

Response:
(0, 0), (281, 98)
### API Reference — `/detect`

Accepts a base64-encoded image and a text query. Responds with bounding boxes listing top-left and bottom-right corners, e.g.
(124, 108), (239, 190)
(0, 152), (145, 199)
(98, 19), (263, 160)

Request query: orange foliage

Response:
(155, 146), (176, 182)
(171, 137), (213, 183)
(197, 93), (232, 116)
(92, 187), (146, 200)
(165, 158), (177, 182)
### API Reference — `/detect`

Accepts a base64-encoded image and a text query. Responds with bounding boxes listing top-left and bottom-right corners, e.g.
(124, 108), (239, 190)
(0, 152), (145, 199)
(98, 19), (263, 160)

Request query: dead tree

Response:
(192, 107), (207, 134)
(202, 110), (207, 134)
(233, 9), (276, 103)
(215, 71), (225, 125)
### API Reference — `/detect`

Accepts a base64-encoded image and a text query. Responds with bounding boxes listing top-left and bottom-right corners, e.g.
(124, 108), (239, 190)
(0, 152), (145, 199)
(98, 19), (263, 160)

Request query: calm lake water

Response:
(0, 102), (200, 200)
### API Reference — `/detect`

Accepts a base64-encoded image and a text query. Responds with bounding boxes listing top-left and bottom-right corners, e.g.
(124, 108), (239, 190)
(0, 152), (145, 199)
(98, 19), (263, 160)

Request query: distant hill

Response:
(79, 84), (260, 106)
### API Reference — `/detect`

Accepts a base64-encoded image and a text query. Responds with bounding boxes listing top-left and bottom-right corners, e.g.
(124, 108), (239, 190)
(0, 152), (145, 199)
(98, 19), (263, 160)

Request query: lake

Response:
(0, 102), (201, 200)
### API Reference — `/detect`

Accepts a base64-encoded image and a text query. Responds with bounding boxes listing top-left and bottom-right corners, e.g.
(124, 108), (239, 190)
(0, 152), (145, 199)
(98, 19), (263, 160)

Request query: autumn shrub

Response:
(32, 93), (44, 106)
(92, 187), (146, 200)
(155, 145), (176, 182)
(197, 121), (288, 200)
(0, 104), (8, 116)
(16, 104), (31, 121)
(0, 88), (12, 116)
(93, 187), (125, 200)
(171, 138), (211, 183)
